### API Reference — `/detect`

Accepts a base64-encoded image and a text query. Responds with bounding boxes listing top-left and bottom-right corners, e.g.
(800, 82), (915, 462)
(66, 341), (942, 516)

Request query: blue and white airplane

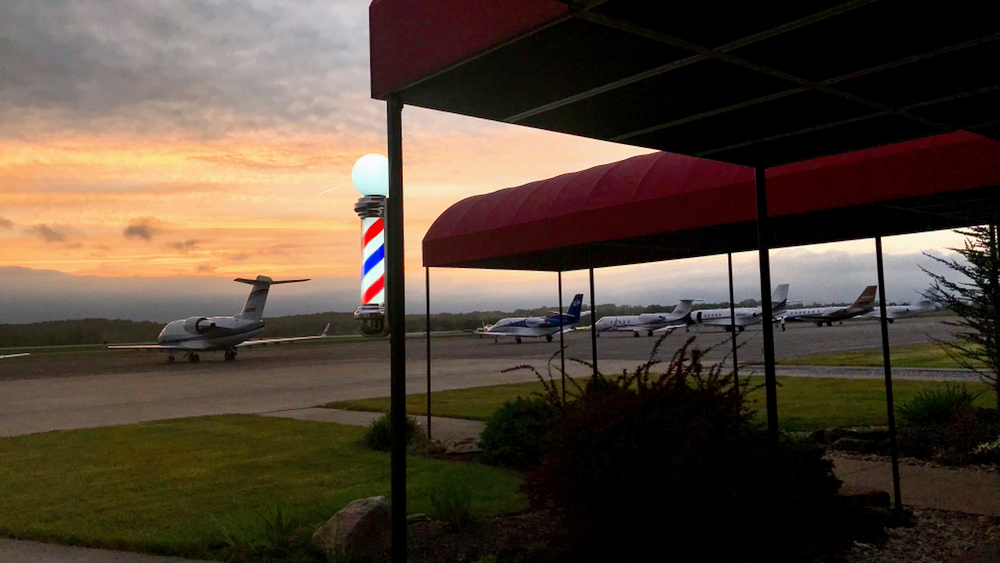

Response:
(108, 275), (329, 363)
(476, 294), (588, 343)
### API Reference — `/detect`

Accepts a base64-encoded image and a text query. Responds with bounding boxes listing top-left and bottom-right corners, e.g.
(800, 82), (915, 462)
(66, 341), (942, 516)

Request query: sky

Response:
(0, 0), (972, 323)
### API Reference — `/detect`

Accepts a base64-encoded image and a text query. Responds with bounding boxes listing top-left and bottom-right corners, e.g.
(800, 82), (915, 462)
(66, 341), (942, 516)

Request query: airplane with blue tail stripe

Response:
(476, 294), (589, 343)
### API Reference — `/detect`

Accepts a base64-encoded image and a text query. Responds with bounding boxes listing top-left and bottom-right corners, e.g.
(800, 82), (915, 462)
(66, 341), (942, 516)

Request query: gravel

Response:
(841, 508), (1000, 563)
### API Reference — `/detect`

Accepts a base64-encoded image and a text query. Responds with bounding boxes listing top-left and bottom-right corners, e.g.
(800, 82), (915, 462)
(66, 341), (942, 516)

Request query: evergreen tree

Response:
(922, 224), (1000, 409)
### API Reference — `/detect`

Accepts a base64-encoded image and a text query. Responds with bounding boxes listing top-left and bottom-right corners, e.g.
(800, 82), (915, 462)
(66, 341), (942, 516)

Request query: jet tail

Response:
(672, 299), (696, 317)
(234, 275), (310, 321)
(770, 284), (790, 314)
(850, 285), (878, 311)
(565, 294), (585, 320)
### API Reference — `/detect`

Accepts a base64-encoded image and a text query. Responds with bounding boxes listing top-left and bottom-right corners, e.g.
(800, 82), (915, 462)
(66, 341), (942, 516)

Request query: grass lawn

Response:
(325, 377), (995, 432)
(778, 342), (983, 369)
(0, 415), (524, 559)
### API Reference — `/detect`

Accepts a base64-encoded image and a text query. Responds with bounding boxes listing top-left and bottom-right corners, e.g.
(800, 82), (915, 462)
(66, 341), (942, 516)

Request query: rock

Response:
(836, 484), (891, 509)
(842, 427), (889, 441)
(810, 427), (843, 444)
(444, 437), (480, 455)
(406, 513), (430, 524)
(831, 437), (885, 454)
(312, 496), (390, 560)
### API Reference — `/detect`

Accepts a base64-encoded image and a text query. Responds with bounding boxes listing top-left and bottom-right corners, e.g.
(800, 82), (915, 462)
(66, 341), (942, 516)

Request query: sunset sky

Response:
(0, 0), (969, 323)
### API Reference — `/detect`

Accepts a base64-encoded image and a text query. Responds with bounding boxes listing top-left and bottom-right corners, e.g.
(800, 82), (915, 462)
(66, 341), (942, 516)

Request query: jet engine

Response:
(184, 316), (216, 334)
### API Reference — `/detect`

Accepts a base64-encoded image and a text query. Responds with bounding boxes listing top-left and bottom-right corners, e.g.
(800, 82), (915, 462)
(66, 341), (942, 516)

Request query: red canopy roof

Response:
(423, 132), (1000, 271)
(370, 1), (1000, 167)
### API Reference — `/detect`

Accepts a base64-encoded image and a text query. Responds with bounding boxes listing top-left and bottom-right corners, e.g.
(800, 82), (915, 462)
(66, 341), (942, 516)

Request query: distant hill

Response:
(1, 299), (929, 348)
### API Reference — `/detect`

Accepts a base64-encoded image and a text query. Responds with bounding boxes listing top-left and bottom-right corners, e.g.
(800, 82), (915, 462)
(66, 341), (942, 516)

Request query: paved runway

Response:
(0, 316), (967, 437)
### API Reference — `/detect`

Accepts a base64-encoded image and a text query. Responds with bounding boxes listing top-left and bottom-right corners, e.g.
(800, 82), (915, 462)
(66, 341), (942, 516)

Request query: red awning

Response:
(423, 131), (1000, 271)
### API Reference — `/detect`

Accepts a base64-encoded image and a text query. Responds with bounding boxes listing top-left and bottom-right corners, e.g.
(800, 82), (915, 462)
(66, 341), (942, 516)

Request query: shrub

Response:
(361, 412), (420, 452)
(521, 336), (845, 562)
(215, 500), (321, 562)
(428, 480), (474, 529)
(898, 382), (982, 426)
(478, 397), (561, 469)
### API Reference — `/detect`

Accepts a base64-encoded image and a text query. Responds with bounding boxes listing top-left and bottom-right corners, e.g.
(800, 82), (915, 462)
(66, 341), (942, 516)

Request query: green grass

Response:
(0, 415), (524, 559)
(325, 377), (995, 432)
(778, 342), (983, 368)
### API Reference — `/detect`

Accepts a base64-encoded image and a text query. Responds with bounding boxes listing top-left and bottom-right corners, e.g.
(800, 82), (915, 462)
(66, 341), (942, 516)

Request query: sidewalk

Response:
(0, 539), (211, 563)
(832, 457), (1000, 516)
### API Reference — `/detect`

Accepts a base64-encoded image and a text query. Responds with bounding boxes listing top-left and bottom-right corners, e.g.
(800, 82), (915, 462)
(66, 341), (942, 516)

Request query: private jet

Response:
(689, 284), (790, 332)
(860, 300), (938, 323)
(592, 299), (697, 337)
(780, 286), (877, 327)
(107, 276), (329, 362)
(476, 294), (588, 343)
(0, 353), (29, 359)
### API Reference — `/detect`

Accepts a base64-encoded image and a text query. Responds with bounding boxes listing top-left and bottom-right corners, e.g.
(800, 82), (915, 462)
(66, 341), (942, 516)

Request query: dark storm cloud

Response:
(0, 0), (371, 138)
(196, 264), (216, 273)
(0, 217), (14, 229)
(123, 219), (157, 240)
(27, 224), (68, 242)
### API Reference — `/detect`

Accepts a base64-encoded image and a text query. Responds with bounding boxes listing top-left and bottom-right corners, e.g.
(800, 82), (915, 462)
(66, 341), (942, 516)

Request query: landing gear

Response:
(546, 334), (553, 342)
(633, 331), (640, 338)
(188, 353), (200, 363)
(167, 353), (175, 364)
(816, 322), (824, 327)
(826, 321), (833, 327)
(224, 349), (237, 361)
(647, 330), (654, 337)
(515, 337), (522, 344)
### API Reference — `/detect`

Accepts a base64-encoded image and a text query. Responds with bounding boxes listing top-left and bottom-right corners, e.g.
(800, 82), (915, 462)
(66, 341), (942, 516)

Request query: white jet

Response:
(779, 286), (878, 327)
(0, 353), (29, 359)
(592, 299), (697, 337)
(476, 294), (589, 343)
(108, 276), (329, 363)
(860, 300), (938, 323)
(689, 284), (790, 333)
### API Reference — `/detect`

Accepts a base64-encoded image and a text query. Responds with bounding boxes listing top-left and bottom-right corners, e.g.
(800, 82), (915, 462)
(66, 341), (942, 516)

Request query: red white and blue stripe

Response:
(361, 216), (385, 305)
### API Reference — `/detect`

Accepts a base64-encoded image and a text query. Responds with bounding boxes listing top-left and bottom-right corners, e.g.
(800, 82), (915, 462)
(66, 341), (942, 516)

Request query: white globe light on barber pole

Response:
(351, 154), (389, 336)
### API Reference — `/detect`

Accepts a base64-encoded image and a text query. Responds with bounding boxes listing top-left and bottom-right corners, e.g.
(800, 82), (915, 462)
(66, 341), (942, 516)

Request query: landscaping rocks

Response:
(835, 484), (891, 509)
(312, 495), (390, 560)
(841, 508), (1000, 563)
(831, 437), (887, 455)
(444, 437), (480, 456)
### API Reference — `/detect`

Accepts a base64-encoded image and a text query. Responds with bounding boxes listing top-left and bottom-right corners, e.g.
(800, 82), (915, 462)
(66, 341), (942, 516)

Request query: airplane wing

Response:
(0, 353), (30, 359)
(236, 323), (330, 348)
(106, 343), (190, 350)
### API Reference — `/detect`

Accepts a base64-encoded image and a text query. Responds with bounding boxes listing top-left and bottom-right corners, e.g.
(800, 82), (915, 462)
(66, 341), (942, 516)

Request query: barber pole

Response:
(361, 215), (385, 305)
(352, 154), (390, 336)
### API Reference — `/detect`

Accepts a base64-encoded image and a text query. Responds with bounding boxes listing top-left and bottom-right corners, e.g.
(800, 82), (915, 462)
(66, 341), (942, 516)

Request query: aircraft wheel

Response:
(546, 334), (553, 342)
(888, 319), (894, 324)
(167, 355), (175, 364)
(737, 326), (745, 333)
(826, 322), (833, 327)
(816, 322), (823, 327)
(515, 337), (522, 344)
(633, 332), (639, 338)
(647, 331), (654, 337)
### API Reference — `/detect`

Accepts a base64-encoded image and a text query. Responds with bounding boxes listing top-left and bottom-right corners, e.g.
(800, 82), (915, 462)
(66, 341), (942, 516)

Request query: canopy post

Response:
(755, 166), (779, 454)
(425, 266), (431, 440)
(728, 251), (739, 386)
(558, 271), (566, 403)
(590, 266), (598, 377)
(386, 93), (407, 563)
(875, 235), (903, 511)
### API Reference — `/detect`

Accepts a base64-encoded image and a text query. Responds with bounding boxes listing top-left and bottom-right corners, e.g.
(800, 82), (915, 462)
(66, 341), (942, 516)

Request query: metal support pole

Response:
(875, 235), (903, 511)
(590, 267), (598, 377)
(728, 252), (739, 386)
(558, 271), (566, 403)
(754, 167), (779, 453)
(385, 93), (406, 563)
(425, 267), (431, 441)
